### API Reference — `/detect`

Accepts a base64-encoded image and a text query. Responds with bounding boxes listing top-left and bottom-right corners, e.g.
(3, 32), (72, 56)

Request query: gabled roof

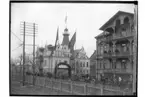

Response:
(73, 49), (81, 58)
(90, 50), (97, 60)
(99, 11), (134, 31)
(95, 32), (104, 39)
(72, 48), (88, 59)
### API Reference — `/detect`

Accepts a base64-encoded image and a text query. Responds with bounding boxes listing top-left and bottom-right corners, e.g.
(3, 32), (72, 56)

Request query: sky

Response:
(11, 3), (135, 59)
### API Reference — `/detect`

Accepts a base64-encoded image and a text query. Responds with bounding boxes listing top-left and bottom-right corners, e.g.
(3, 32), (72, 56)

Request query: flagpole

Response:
(75, 30), (77, 50)
(65, 14), (67, 28)
(74, 31), (76, 74)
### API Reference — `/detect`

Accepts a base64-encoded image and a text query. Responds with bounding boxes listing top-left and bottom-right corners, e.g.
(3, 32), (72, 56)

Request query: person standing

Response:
(118, 76), (122, 88)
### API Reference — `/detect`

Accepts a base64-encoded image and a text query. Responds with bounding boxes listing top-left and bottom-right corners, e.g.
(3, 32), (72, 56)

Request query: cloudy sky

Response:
(11, 3), (135, 59)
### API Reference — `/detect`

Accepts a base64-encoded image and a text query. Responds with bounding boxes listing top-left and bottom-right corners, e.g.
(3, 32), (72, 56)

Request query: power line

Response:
(20, 21), (38, 86)
(12, 44), (23, 52)
(11, 31), (22, 42)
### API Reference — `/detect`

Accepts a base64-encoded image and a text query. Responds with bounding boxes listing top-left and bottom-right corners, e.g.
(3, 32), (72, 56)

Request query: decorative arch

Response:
(105, 27), (114, 34)
(116, 19), (121, 26)
(54, 62), (71, 78)
(124, 16), (130, 24)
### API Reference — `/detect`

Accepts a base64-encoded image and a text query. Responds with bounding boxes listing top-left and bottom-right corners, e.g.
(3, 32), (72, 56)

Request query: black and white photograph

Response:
(10, 1), (137, 96)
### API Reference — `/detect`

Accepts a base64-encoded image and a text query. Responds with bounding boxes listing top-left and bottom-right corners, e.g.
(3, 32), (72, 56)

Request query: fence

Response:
(23, 75), (133, 95)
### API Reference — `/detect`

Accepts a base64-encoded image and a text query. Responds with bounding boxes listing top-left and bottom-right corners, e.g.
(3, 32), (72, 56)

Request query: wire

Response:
(11, 31), (22, 42)
(12, 44), (23, 52)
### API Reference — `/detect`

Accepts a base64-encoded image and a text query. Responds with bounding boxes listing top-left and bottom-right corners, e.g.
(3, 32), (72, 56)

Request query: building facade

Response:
(36, 27), (72, 74)
(90, 50), (97, 78)
(95, 11), (135, 84)
(73, 47), (90, 76)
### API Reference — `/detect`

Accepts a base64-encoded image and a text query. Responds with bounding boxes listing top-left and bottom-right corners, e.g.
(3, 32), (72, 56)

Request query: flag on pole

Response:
(51, 27), (59, 56)
(55, 27), (59, 49)
(69, 32), (76, 51)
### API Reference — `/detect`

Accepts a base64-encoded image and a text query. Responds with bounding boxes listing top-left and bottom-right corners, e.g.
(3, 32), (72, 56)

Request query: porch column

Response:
(112, 41), (116, 56)
(128, 39), (133, 55)
(112, 59), (116, 70)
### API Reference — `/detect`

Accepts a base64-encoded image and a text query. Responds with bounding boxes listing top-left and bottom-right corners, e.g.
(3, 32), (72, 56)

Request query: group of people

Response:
(99, 74), (132, 89)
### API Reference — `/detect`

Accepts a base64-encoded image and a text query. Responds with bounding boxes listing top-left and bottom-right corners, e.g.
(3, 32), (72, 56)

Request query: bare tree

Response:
(39, 55), (44, 75)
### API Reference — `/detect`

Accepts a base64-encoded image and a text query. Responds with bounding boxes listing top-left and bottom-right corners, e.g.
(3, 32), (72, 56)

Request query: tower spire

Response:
(62, 13), (70, 46)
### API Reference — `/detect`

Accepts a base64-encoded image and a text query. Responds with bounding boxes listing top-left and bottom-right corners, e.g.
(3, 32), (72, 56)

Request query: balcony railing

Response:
(113, 34), (133, 40)
(103, 36), (113, 42)
(114, 51), (130, 57)
(103, 53), (112, 58)
(103, 69), (132, 74)
(102, 51), (130, 58)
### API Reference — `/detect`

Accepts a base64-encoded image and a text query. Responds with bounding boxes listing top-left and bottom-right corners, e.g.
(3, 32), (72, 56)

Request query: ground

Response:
(10, 72), (132, 95)
(10, 74), (72, 95)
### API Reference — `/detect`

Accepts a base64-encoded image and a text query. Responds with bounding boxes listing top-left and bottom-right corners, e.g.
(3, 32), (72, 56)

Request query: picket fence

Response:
(23, 75), (132, 95)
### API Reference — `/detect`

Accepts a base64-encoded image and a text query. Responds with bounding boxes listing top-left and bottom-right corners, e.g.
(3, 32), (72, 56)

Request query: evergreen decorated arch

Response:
(54, 62), (71, 78)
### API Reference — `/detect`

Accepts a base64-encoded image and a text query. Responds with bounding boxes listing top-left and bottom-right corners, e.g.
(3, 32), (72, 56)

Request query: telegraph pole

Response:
(22, 21), (26, 86)
(33, 23), (36, 85)
(20, 21), (38, 86)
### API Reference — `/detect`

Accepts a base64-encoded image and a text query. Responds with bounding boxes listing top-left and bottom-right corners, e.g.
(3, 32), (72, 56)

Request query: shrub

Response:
(26, 71), (33, 75)
(46, 72), (53, 78)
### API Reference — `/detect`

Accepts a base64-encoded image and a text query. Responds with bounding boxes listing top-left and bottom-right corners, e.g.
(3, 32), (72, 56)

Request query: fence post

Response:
(43, 77), (45, 86)
(51, 78), (53, 95)
(44, 77), (46, 87)
(84, 83), (87, 95)
(59, 79), (62, 94)
(38, 76), (40, 86)
(71, 81), (73, 94)
(100, 84), (103, 95)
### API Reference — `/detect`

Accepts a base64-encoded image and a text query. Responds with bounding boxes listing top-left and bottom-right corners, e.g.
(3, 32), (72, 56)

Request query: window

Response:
(44, 60), (47, 66)
(116, 19), (121, 26)
(121, 28), (126, 36)
(98, 61), (100, 69)
(100, 61), (101, 69)
(103, 63), (105, 69)
(104, 45), (107, 51)
(101, 46), (103, 55)
(83, 62), (85, 67)
(87, 62), (88, 67)
(122, 60), (126, 69)
(64, 60), (67, 64)
(131, 24), (134, 32)
(124, 17), (129, 24)
(122, 44), (127, 52)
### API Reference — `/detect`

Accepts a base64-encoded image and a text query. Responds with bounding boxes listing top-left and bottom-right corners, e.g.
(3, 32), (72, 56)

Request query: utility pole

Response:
(22, 21), (25, 86)
(33, 23), (36, 85)
(20, 21), (38, 86)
